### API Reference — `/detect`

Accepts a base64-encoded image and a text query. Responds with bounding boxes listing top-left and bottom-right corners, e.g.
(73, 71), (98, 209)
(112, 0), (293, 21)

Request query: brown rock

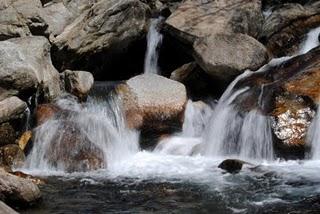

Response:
(18, 131), (32, 151)
(36, 104), (60, 126)
(0, 144), (25, 169)
(0, 123), (16, 146)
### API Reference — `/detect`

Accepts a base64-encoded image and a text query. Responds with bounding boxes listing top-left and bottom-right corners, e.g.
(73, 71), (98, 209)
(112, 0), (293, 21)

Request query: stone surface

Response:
(36, 104), (61, 126)
(165, 0), (263, 44)
(18, 131), (32, 151)
(0, 144), (25, 169)
(260, 2), (320, 57)
(0, 168), (41, 206)
(0, 123), (16, 146)
(117, 74), (187, 132)
(0, 201), (18, 214)
(0, 36), (62, 101)
(64, 70), (94, 101)
(193, 33), (270, 82)
(53, 0), (150, 64)
(0, 97), (27, 124)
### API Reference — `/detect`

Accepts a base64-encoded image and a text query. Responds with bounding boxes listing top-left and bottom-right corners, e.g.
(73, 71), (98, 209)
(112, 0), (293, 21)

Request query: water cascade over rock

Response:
(144, 17), (163, 74)
(24, 95), (139, 172)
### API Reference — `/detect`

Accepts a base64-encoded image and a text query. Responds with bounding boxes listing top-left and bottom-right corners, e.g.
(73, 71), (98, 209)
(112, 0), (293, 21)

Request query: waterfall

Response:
(144, 18), (163, 74)
(24, 94), (139, 172)
(299, 26), (320, 54)
(307, 107), (320, 159)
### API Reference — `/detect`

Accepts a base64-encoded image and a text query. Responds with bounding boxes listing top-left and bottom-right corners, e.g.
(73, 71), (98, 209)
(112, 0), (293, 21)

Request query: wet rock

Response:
(0, 201), (18, 214)
(260, 2), (320, 57)
(194, 33), (270, 82)
(0, 36), (62, 102)
(165, 0), (263, 44)
(18, 131), (32, 151)
(170, 62), (197, 82)
(36, 104), (61, 126)
(46, 121), (105, 172)
(0, 144), (25, 169)
(233, 47), (320, 158)
(218, 159), (249, 174)
(52, 0), (150, 72)
(0, 123), (16, 146)
(11, 171), (45, 185)
(117, 74), (187, 134)
(0, 168), (41, 207)
(63, 70), (94, 101)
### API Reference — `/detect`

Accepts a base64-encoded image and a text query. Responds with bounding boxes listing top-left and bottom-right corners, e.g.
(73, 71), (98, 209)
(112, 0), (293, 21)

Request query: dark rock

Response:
(218, 159), (248, 174)
(0, 144), (25, 170)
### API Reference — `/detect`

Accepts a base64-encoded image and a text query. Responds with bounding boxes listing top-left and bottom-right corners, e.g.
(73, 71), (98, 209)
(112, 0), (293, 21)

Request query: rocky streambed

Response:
(1, 0), (320, 213)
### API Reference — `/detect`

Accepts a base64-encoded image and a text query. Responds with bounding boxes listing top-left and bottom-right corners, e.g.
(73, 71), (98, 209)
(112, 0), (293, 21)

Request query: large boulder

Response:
(63, 70), (94, 101)
(0, 168), (41, 207)
(165, 0), (263, 44)
(52, 0), (150, 69)
(0, 36), (62, 101)
(0, 97), (27, 124)
(117, 74), (187, 133)
(193, 33), (270, 82)
(0, 6), (31, 41)
(232, 46), (320, 159)
(35, 103), (61, 126)
(260, 2), (320, 57)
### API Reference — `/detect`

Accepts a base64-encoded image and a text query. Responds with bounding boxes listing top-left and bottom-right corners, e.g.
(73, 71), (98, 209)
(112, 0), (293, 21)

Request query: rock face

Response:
(0, 97), (27, 124)
(0, 144), (25, 169)
(0, 168), (41, 207)
(36, 104), (61, 126)
(260, 2), (320, 57)
(165, 0), (263, 44)
(0, 201), (18, 214)
(117, 74), (187, 133)
(0, 36), (61, 101)
(194, 33), (270, 82)
(44, 121), (105, 172)
(52, 0), (150, 69)
(63, 70), (94, 101)
(232, 47), (320, 158)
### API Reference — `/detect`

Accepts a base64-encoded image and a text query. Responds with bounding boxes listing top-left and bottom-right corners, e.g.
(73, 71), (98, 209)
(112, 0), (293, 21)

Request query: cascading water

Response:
(24, 94), (139, 173)
(144, 17), (163, 74)
(299, 26), (320, 54)
(307, 107), (320, 159)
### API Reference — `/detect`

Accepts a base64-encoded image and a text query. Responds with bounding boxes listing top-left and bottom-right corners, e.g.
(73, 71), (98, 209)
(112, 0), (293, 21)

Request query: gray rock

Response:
(53, 0), (150, 57)
(0, 168), (41, 205)
(117, 74), (187, 131)
(0, 97), (27, 124)
(0, 36), (62, 101)
(260, 3), (320, 57)
(193, 33), (270, 82)
(0, 201), (18, 214)
(165, 0), (263, 44)
(64, 70), (94, 101)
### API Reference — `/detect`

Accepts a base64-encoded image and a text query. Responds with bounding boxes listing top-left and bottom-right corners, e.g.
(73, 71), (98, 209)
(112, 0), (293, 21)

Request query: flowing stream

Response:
(20, 24), (320, 213)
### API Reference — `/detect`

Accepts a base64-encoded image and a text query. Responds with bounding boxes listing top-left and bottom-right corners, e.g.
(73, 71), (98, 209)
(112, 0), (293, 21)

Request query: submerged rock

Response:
(117, 74), (187, 134)
(36, 104), (61, 126)
(218, 159), (250, 174)
(194, 33), (270, 82)
(0, 168), (41, 207)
